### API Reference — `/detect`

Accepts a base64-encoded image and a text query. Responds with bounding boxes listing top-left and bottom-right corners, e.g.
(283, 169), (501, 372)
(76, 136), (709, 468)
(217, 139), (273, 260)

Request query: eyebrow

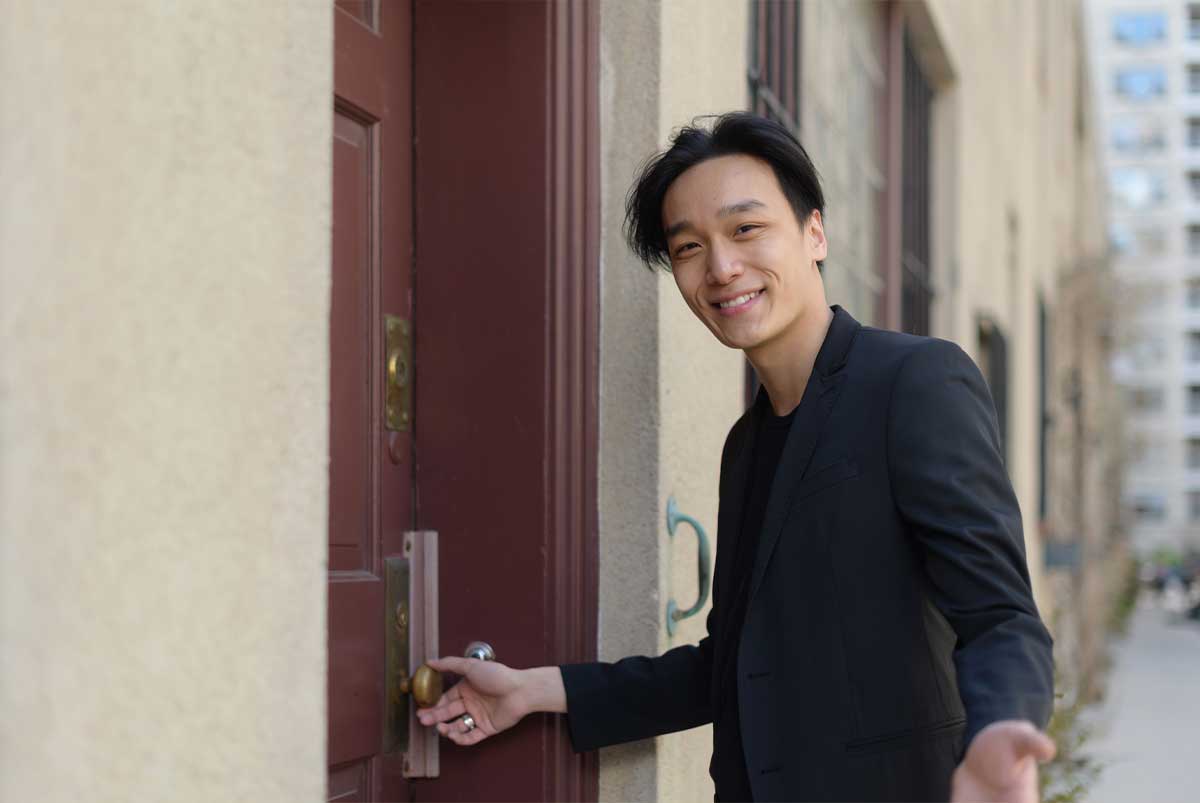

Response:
(664, 198), (767, 239)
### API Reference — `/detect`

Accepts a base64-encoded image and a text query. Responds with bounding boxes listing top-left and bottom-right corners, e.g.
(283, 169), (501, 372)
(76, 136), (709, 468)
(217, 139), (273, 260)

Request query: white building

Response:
(1086, 0), (1200, 555)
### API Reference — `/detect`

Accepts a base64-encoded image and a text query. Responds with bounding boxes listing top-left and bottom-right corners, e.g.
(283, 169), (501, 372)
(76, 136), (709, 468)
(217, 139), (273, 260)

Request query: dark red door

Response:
(328, 1), (413, 799)
(328, 2), (599, 800)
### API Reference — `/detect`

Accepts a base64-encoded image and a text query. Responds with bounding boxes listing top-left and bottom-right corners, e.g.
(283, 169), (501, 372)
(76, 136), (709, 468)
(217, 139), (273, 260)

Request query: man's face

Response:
(662, 154), (827, 352)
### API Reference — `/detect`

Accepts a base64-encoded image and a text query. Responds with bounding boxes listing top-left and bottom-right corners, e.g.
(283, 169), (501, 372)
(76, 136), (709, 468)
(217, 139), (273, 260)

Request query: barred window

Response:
(1128, 386), (1165, 412)
(1111, 116), (1166, 154)
(1188, 438), (1200, 469)
(1189, 491), (1200, 521)
(1112, 11), (1167, 46)
(978, 318), (1009, 463)
(1131, 495), (1167, 521)
(1187, 278), (1200, 308)
(1188, 385), (1200, 415)
(901, 32), (933, 336)
(749, 0), (801, 130)
(1114, 65), (1167, 100)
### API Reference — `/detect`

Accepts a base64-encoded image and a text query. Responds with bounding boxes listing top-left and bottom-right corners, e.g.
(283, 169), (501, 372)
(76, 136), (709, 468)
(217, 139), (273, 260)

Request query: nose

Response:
(705, 241), (743, 286)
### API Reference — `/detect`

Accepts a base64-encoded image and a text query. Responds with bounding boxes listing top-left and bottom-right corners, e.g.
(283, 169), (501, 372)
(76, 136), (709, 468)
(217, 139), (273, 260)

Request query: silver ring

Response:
(461, 714), (477, 733)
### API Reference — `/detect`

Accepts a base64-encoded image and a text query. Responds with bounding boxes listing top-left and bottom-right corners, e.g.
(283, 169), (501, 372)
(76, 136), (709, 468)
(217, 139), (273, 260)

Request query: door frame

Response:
(542, 1), (601, 797)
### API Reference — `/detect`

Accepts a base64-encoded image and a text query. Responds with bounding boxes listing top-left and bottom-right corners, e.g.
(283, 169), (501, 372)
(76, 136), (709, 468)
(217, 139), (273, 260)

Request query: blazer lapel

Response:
(745, 305), (860, 605)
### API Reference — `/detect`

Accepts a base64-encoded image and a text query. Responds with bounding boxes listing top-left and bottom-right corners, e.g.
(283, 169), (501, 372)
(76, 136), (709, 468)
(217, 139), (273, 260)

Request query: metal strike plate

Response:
(383, 556), (411, 754)
(390, 530), (439, 778)
(385, 315), (412, 432)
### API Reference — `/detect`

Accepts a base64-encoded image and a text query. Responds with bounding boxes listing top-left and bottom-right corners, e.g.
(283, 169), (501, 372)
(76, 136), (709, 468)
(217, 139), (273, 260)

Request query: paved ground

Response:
(1084, 596), (1199, 803)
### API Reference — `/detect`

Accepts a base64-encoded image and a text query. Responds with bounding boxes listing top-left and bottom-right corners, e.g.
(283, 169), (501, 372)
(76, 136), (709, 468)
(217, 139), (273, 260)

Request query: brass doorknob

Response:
(399, 663), (443, 709)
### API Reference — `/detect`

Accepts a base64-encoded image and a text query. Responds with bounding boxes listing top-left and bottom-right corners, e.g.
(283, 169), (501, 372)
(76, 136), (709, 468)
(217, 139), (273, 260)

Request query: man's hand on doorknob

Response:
(415, 657), (566, 746)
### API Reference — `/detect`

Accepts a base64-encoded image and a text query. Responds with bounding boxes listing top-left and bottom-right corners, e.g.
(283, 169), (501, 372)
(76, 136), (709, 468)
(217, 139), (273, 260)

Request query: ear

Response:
(807, 210), (828, 263)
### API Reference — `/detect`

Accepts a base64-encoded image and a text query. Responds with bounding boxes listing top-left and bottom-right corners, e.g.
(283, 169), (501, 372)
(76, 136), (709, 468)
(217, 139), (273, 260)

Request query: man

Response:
(416, 112), (1056, 802)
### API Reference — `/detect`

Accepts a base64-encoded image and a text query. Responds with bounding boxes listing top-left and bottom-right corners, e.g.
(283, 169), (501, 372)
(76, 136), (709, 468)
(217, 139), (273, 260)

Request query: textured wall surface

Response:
(596, 0), (663, 800)
(0, 3), (331, 801)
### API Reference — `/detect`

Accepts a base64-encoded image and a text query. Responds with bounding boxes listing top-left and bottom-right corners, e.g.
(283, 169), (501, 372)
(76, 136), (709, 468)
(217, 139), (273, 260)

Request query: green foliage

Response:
(1039, 560), (1138, 803)
(1039, 672), (1105, 803)
(1107, 556), (1140, 637)
(1149, 546), (1182, 568)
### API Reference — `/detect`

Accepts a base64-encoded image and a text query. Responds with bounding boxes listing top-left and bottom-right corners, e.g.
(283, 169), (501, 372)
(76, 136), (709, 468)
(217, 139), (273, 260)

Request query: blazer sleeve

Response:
(886, 338), (1054, 750)
(556, 418), (751, 752)
(557, 603), (716, 752)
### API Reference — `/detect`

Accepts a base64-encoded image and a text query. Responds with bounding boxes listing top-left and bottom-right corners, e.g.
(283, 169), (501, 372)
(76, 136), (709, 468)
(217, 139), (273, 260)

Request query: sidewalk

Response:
(1085, 597), (1199, 803)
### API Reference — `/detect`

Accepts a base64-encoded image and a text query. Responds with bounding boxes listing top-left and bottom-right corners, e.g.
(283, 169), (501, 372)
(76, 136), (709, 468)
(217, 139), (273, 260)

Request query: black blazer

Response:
(560, 306), (1054, 802)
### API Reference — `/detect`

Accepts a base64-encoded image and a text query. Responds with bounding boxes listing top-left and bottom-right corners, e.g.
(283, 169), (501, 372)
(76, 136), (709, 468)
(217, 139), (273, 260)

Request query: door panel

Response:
(329, 1), (412, 799)
(329, 109), (373, 575)
(412, 7), (546, 799)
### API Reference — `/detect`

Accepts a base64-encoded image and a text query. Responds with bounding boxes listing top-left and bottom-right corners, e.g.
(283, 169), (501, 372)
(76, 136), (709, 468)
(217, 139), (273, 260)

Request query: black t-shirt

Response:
(713, 402), (795, 802)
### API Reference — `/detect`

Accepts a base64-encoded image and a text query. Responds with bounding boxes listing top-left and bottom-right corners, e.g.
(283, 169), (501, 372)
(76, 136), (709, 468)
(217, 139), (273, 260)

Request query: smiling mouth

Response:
(714, 289), (763, 310)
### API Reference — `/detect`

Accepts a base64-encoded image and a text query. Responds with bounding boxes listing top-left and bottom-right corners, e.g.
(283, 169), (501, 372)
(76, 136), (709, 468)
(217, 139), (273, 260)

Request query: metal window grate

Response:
(979, 319), (1009, 464)
(748, 0), (802, 132)
(900, 32), (933, 336)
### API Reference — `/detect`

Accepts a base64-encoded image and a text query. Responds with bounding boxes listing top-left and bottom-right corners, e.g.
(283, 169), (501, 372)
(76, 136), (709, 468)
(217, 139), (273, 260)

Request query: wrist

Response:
(519, 666), (568, 715)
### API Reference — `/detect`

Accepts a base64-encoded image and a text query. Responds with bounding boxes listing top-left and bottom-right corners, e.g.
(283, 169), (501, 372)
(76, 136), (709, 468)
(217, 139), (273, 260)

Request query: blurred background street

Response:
(1086, 590), (1200, 803)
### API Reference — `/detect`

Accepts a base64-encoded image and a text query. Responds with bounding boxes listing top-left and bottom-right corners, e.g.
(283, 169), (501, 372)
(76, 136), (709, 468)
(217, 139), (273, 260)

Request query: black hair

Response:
(624, 111), (826, 272)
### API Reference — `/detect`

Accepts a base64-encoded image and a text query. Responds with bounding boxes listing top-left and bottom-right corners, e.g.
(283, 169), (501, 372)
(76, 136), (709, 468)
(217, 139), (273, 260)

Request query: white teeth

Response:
(718, 290), (760, 309)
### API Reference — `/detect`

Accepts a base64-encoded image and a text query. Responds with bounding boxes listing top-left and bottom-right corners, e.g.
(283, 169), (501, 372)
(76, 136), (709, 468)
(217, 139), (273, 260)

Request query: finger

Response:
(1016, 728), (1057, 763)
(425, 656), (478, 676)
(443, 724), (489, 747)
(459, 727), (489, 746)
(415, 686), (462, 720)
(435, 718), (484, 741)
(416, 698), (466, 726)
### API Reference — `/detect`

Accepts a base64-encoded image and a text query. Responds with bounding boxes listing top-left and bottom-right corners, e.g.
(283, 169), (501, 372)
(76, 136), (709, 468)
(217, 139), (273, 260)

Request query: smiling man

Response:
(416, 112), (1057, 803)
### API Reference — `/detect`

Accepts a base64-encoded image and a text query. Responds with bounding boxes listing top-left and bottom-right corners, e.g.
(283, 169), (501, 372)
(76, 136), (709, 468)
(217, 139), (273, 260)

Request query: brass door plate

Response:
(385, 315), (412, 432)
(382, 531), (439, 777)
(383, 556), (411, 754)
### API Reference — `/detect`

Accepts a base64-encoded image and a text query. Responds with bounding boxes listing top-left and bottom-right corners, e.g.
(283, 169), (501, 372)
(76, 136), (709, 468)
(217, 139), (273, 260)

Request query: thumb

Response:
(1013, 725), (1057, 763)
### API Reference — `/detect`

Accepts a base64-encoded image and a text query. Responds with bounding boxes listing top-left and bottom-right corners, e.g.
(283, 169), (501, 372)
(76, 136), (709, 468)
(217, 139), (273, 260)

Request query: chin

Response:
(718, 331), (767, 351)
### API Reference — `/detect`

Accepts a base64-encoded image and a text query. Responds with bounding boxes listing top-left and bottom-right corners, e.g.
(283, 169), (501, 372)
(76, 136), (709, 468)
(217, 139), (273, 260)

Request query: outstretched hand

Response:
(951, 720), (1056, 803)
(415, 656), (528, 746)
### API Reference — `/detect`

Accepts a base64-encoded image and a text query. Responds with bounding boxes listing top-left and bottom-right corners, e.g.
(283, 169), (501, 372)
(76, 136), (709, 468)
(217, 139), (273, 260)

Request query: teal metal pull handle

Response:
(666, 495), (711, 636)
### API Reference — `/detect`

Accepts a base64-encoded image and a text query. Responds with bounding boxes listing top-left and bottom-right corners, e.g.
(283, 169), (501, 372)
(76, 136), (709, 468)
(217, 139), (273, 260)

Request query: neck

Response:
(746, 303), (834, 416)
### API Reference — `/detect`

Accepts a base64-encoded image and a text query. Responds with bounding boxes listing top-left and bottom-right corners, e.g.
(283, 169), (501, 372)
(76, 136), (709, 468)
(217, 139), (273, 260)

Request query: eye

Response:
(674, 242), (699, 256)
(735, 223), (760, 235)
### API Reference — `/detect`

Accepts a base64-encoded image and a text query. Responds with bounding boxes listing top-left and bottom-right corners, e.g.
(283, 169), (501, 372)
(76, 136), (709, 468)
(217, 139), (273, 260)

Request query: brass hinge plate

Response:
(385, 315), (412, 432)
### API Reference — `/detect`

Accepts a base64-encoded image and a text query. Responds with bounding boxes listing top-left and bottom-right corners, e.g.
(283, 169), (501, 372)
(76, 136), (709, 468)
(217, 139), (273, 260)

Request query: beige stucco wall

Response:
(0, 3), (331, 801)
(596, 1), (664, 800)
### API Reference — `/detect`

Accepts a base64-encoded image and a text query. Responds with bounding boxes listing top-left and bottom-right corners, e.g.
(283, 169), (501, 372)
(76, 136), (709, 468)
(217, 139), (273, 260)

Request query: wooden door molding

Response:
(544, 0), (601, 799)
